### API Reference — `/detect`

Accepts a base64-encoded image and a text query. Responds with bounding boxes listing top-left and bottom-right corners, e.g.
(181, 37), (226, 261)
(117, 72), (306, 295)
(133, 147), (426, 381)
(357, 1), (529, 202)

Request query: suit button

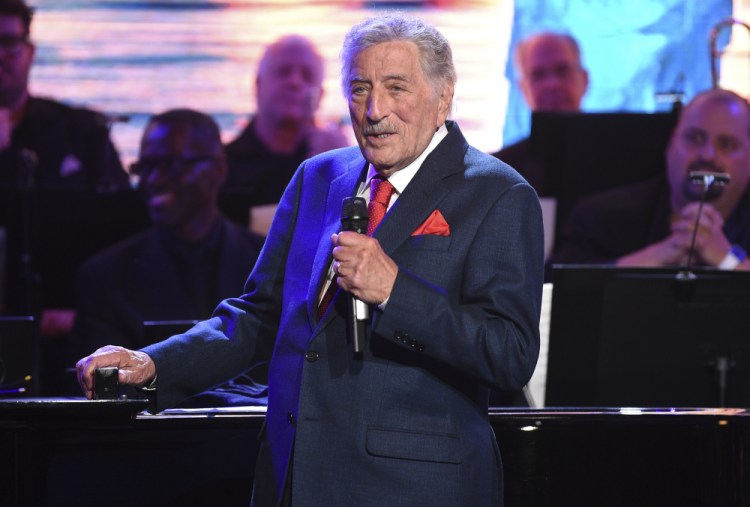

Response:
(305, 350), (319, 362)
(287, 411), (295, 425)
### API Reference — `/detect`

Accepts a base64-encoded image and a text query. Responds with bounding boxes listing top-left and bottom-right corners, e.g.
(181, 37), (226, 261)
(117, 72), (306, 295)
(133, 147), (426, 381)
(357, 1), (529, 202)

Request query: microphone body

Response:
(341, 197), (369, 353)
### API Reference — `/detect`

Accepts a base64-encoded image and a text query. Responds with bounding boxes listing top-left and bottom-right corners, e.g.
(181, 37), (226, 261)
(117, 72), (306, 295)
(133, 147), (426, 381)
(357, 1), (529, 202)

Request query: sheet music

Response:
(527, 283), (552, 407)
(539, 197), (556, 261)
(0, 227), (5, 314)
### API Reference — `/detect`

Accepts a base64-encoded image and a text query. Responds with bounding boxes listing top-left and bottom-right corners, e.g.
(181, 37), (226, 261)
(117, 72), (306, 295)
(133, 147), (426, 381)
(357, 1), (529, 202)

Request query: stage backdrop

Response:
(503, 0), (734, 146)
(27, 0), (733, 167)
(28, 0), (512, 167)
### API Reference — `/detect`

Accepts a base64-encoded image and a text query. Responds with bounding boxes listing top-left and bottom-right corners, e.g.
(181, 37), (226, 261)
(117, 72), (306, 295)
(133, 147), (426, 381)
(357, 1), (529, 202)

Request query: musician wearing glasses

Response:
(550, 88), (750, 271)
(0, 0), (127, 190)
(70, 109), (267, 405)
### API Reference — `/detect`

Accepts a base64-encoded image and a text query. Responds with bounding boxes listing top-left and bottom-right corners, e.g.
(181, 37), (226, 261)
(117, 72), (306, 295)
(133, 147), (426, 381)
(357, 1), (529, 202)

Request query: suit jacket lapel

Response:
(374, 122), (468, 255)
(308, 155), (369, 327)
(310, 122), (467, 330)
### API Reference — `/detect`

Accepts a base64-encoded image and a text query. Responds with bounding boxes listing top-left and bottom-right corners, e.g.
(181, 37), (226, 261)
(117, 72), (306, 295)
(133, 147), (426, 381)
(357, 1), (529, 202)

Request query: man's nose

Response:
(700, 142), (718, 161)
(366, 89), (388, 122)
(285, 68), (309, 89)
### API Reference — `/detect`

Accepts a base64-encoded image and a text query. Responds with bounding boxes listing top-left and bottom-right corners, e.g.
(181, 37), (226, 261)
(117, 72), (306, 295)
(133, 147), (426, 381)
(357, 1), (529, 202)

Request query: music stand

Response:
(0, 188), (151, 314)
(530, 111), (677, 239)
(546, 265), (750, 408)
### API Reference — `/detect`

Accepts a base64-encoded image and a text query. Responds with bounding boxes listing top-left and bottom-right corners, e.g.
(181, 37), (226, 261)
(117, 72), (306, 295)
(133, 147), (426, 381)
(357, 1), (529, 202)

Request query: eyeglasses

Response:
(129, 155), (216, 180)
(0, 34), (30, 57)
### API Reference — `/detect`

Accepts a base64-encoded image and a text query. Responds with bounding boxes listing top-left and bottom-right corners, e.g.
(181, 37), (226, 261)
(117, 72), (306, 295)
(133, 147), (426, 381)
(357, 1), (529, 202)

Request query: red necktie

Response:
(367, 176), (395, 236)
(317, 176), (395, 320)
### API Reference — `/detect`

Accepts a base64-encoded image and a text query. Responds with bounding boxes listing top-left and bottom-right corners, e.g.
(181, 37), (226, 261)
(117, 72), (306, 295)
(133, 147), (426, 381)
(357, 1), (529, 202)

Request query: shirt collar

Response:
(363, 123), (449, 195)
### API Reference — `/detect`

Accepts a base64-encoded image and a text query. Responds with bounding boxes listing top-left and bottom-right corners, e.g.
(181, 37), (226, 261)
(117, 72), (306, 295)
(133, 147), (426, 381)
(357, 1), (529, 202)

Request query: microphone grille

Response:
(689, 170), (730, 185)
(341, 196), (368, 233)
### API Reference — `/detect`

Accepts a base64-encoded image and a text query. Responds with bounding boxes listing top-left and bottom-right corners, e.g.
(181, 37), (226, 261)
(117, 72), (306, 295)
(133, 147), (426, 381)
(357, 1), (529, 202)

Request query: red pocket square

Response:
(412, 209), (450, 236)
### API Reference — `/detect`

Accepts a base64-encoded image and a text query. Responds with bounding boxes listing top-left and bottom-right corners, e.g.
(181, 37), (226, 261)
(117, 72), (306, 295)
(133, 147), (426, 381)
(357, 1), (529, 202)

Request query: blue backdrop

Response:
(503, 0), (733, 146)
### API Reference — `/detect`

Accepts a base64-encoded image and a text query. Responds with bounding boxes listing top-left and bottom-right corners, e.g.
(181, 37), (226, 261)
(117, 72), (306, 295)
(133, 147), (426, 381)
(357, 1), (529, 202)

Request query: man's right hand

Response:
(76, 345), (156, 400)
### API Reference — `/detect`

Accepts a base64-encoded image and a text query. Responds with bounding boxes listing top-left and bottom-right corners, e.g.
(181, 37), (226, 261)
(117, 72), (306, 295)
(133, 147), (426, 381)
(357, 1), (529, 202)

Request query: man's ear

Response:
(437, 83), (454, 125)
(664, 127), (679, 169)
(581, 68), (590, 95)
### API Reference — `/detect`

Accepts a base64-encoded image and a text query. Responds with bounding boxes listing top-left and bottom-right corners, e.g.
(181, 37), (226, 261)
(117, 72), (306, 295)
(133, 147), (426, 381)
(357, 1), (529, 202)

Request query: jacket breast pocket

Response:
(366, 426), (464, 464)
(409, 235), (452, 251)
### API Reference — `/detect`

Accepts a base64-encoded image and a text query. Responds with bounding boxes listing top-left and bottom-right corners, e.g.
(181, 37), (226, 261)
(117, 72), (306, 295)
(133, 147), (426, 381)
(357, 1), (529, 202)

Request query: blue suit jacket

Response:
(144, 122), (544, 506)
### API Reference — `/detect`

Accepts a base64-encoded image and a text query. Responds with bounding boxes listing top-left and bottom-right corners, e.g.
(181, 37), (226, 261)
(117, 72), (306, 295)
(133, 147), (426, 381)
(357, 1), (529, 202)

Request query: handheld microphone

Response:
(341, 197), (369, 353)
(684, 171), (731, 271)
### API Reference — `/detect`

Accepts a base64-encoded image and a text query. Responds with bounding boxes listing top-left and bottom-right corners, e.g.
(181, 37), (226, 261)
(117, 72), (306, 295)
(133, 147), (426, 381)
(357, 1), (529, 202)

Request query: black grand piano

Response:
(1, 400), (747, 506)
(2, 263), (749, 506)
(2, 102), (747, 505)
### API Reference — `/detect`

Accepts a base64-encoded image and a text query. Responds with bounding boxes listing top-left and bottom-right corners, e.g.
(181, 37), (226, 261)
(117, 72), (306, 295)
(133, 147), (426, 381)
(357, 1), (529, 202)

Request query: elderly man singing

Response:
(77, 13), (543, 507)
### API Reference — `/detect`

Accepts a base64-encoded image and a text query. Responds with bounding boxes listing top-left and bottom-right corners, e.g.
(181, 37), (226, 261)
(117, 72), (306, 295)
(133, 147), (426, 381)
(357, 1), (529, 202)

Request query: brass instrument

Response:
(709, 17), (750, 89)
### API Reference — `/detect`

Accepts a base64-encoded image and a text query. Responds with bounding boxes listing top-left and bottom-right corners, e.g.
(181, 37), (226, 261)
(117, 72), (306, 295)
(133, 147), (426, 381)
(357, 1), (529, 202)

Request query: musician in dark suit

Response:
(0, 0), (127, 190)
(77, 13), (543, 506)
(224, 35), (349, 205)
(72, 108), (266, 405)
(492, 32), (588, 196)
(551, 88), (750, 271)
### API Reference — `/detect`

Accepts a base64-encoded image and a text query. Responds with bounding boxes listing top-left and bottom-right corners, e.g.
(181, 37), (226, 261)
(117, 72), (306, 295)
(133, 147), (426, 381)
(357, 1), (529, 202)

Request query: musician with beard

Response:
(549, 88), (750, 271)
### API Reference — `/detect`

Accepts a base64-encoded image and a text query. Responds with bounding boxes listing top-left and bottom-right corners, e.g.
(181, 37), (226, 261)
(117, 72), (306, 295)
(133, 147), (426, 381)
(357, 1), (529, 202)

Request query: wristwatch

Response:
(718, 244), (748, 270)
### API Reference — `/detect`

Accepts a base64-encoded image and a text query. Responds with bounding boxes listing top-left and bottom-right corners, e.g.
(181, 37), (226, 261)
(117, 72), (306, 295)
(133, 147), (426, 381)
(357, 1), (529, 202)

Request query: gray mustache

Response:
(363, 124), (398, 135)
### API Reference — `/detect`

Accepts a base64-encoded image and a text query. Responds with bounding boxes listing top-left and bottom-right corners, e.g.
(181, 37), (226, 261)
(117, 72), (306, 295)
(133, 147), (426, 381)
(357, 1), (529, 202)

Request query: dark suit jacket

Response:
(144, 122), (544, 506)
(0, 96), (128, 190)
(73, 217), (264, 352)
(549, 175), (750, 268)
(224, 118), (309, 204)
(550, 175), (672, 265)
(492, 137), (553, 197)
